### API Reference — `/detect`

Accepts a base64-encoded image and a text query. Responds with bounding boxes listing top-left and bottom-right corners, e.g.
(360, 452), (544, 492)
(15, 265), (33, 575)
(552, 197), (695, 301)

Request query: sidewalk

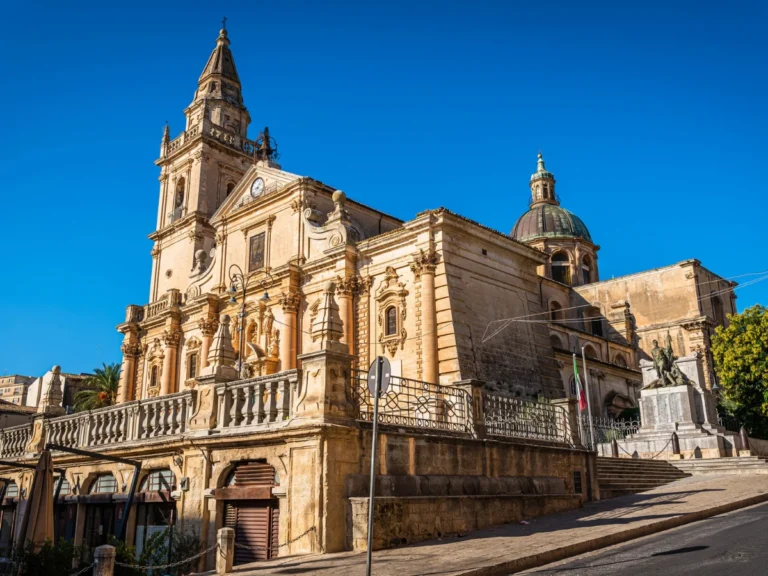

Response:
(233, 474), (768, 576)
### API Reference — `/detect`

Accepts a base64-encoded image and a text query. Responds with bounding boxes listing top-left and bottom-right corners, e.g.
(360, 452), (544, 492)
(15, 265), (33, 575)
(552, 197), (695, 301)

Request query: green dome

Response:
(511, 203), (592, 243)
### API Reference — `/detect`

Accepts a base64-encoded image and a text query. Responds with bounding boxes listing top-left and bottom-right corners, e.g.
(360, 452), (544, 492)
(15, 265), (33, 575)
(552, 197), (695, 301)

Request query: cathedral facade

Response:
(0, 26), (736, 567)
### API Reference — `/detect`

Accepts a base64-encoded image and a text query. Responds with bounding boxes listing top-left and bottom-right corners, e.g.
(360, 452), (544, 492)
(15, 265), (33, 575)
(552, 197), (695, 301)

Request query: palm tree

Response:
(74, 363), (121, 412)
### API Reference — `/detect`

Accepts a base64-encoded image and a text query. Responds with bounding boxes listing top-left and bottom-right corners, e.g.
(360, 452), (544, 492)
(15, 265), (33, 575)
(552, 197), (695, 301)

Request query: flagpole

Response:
(581, 347), (596, 450)
(573, 353), (584, 445)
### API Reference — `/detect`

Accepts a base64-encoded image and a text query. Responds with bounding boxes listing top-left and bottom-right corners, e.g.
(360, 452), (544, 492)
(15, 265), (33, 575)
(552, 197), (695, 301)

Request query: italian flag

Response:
(573, 354), (588, 411)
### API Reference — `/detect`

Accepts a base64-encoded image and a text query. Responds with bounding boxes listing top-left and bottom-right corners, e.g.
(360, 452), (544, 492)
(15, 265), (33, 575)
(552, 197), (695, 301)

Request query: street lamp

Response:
(227, 264), (274, 378)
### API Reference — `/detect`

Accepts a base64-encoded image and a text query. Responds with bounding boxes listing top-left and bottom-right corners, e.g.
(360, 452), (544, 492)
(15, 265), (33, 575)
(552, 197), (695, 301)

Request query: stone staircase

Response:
(597, 457), (690, 499)
(670, 456), (768, 475)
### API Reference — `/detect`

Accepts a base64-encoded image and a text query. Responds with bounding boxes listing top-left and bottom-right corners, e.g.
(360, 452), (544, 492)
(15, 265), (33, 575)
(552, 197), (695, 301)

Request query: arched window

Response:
(581, 255), (592, 285)
(712, 295), (725, 326)
(150, 366), (158, 389)
(543, 183), (549, 199)
(53, 477), (71, 496)
(4, 481), (18, 498)
(551, 252), (571, 285)
(226, 182), (235, 197)
(140, 469), (176, 492)
(171, 177), (185, 222)
(583, 344), (599, 361)
(385, 306), (398, 336)
(89, 474), (117, 494)
(550, 334), (564, 350)
(613, 353), (628, 367)
(549, 301), (564, 321)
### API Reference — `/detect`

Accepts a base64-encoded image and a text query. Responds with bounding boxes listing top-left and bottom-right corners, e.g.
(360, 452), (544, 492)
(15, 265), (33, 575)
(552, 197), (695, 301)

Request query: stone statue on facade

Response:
(646, 332), (687, 388)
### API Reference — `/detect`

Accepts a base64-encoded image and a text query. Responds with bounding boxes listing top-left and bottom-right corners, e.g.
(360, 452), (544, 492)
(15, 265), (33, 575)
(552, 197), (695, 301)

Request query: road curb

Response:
(454, 491), (768, 576)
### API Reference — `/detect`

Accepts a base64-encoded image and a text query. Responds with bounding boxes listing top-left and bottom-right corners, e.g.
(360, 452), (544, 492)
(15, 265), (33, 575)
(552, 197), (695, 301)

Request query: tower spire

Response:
(529, 152), (558, 206)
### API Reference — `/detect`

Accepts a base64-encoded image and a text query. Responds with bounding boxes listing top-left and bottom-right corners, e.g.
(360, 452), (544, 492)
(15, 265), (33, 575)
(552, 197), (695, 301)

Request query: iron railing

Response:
(581, 415), (640, 448)
(718, 413), (741, 433)
(348, 371), (473, 434)
(484, 394), (572, 444)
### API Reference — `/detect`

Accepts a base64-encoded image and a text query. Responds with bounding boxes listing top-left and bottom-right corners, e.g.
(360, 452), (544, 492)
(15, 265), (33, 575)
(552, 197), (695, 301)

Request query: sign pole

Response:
(581, 347), (596, 450)
(366, 357), (383, 576)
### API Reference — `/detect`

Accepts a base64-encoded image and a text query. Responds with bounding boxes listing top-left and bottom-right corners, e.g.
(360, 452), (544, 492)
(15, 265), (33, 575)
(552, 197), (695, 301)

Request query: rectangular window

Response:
(249, 232), (266, 272)
(188, 353), (198, 379)
(573, 471), (583, 495)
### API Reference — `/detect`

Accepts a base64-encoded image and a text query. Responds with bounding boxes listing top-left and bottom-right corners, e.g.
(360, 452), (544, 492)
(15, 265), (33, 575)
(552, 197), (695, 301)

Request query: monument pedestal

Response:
(597, 353), (746, 460)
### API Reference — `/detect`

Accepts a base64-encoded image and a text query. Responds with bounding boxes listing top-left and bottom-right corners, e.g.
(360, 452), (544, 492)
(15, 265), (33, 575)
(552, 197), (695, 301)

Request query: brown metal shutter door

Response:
(233, 503), (270, 565)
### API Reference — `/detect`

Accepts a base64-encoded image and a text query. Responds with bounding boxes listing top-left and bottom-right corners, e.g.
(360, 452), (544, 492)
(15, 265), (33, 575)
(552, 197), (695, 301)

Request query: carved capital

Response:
(410, 248), (440, 278)
(163, 327), (182, 348)
(279, 291), (301, 313)
(198, 317), (219, 337)
(121, 342), (143, 358)
(151, 245), (161, 258)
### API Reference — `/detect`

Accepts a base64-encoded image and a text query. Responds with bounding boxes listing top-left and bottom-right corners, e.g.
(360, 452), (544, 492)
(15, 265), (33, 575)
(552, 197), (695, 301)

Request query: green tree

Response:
(73, 362), (121, 411)
(711, 304), (768, 438)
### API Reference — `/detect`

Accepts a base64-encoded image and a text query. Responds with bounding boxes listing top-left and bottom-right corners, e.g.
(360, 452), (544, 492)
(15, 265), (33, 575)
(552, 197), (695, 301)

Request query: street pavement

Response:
(228, 474), (768, 576)
(521, 501), (768, 575)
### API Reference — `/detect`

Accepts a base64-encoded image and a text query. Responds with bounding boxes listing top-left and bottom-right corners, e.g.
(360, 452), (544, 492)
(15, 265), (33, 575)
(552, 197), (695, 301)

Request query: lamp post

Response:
(227, 264), (273, 378)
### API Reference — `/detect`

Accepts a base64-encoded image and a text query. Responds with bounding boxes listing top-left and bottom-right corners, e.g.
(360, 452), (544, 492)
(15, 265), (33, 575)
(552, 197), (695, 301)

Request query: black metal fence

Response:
(581, 415), (640, 449)
(348, 371), (474, 434)
(484, 394), (573, 444)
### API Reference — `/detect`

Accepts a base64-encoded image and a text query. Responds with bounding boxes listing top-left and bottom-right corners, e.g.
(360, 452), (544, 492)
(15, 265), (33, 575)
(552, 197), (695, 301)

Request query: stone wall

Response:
(349, 494), (581, 550)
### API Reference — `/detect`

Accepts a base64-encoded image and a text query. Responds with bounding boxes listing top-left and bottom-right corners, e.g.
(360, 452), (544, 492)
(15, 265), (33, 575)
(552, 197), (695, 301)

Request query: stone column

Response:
(160, 327), (181, 396)
(279, 292), (300, 370)
(199, 317), (219, 369)
(412, 248), (440, 384)
(336, 277), (356, 351)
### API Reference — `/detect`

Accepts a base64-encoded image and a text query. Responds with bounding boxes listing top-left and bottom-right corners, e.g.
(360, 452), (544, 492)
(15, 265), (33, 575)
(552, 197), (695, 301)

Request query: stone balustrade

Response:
(44, 391), (194, 451)
(0, 424), (32, 458)
(215, 370), (298, 430)
(144, 289), (183, 320)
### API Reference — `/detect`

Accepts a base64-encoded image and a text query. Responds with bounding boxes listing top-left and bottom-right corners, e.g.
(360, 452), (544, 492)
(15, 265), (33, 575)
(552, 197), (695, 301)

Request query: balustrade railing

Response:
(215, 370), (298, 430)
(45, 391), (194, 451)
(484, 394), (572, 444)
(348, 371), (473, 434)
(0, 425), (31, 458)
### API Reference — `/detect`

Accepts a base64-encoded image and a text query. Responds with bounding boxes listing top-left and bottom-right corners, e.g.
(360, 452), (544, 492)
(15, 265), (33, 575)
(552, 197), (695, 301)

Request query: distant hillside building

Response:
(0, 375), (34, 405)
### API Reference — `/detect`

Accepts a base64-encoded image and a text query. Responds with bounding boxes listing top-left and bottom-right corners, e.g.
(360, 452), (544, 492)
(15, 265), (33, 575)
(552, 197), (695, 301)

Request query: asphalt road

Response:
(520, 501), (768, 576)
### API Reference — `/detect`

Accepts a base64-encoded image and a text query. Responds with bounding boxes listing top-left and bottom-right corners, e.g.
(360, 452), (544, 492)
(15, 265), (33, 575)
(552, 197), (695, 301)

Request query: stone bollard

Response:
(217, 527), (235, 575)
(739, 427), (752, 457)
(669, 432), (682, 460)
(94, 545), (116, 576)
(611, 438), (619, 458)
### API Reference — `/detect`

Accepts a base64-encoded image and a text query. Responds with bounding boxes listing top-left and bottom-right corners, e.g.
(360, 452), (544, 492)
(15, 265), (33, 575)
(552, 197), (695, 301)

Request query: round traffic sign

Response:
(367, 356), (392, 397)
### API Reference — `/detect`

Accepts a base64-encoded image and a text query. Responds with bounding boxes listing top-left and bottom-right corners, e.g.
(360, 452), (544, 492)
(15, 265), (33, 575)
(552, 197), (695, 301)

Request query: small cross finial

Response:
(222, 16), (227, 30)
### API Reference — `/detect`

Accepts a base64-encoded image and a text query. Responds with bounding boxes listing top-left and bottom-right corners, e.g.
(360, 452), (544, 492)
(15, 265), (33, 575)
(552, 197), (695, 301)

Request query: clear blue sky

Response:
(1, 0), (766, 377)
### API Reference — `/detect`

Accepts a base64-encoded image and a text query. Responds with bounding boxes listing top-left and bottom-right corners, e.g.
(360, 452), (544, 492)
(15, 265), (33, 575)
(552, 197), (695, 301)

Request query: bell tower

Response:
(149, 24), (256, 301)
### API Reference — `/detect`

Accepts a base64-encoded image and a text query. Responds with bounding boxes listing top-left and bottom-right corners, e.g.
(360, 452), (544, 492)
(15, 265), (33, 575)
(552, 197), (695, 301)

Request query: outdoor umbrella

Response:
(16, 450), (54, 552)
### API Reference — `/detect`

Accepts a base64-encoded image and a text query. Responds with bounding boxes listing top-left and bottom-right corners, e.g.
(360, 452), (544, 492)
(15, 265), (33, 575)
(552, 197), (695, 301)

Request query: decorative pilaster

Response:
(278, 291), (300, 370)
(160, 327), (181, 396)
(118, 339), (142, 403)
(411, 248), (440, 384)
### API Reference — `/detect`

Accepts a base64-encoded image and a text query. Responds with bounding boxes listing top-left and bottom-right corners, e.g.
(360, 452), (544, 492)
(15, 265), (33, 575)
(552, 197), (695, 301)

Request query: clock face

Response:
(250, 178), (264, 198)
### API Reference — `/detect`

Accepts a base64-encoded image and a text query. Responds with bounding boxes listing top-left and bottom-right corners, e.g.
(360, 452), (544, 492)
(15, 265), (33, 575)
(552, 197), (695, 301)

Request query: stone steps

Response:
(597, 456), (690, 499)
(671, 457), (768, 475)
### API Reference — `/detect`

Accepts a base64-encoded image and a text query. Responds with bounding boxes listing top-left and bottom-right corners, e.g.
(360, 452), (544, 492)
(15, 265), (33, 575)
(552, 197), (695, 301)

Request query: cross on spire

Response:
(221, 16), (227, 30)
